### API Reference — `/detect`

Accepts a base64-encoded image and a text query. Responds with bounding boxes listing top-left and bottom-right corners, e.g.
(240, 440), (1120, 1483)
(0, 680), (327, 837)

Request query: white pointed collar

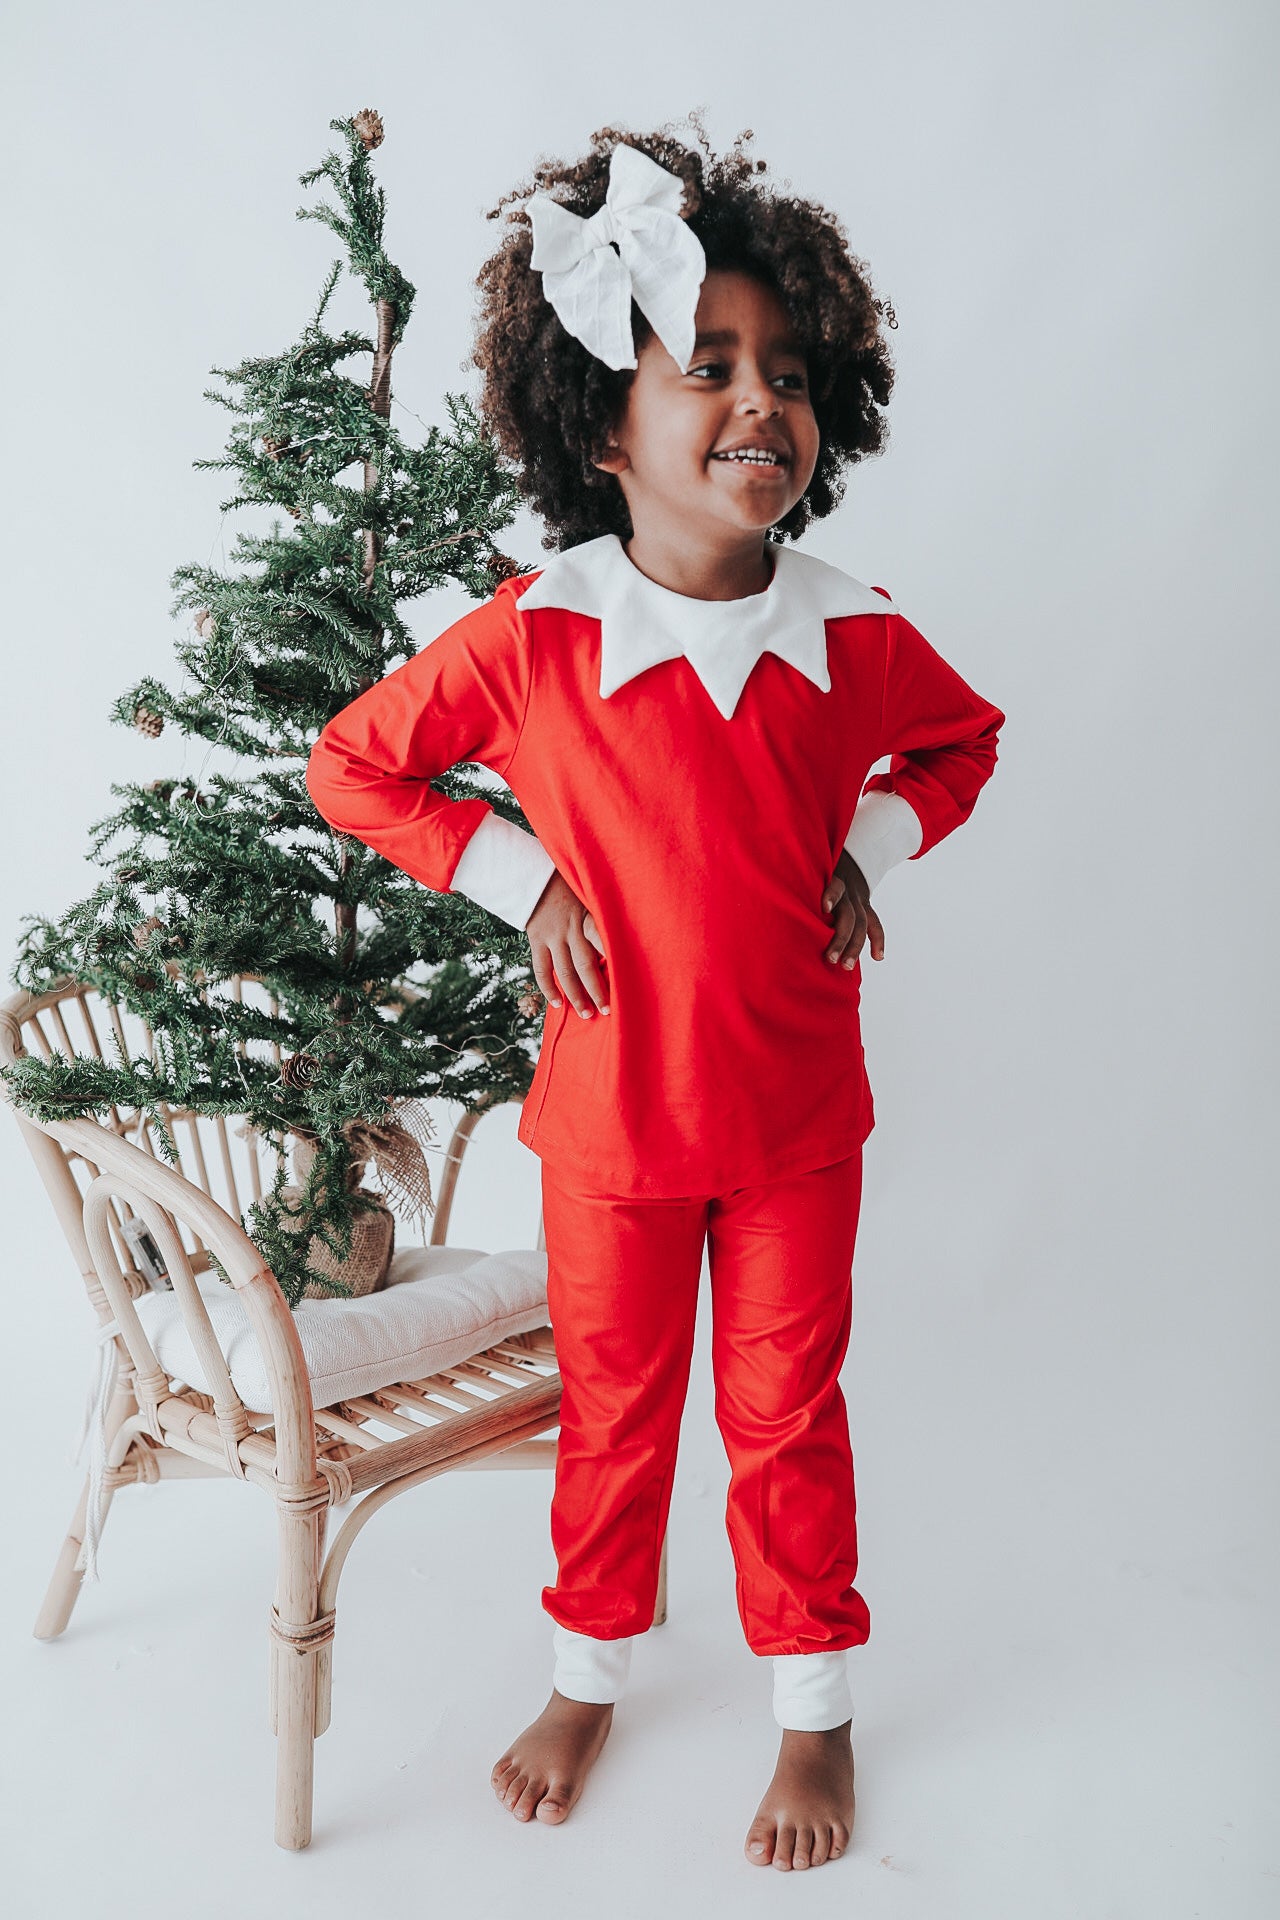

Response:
(515, 532), (897, 721)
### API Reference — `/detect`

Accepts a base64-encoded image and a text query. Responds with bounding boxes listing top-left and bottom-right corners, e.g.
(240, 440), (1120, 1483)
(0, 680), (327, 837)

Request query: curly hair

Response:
(470, 110), (898, 554)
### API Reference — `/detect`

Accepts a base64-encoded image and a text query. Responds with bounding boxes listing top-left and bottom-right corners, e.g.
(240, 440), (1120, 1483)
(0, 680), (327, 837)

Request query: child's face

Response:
(593, 268), (821, 551)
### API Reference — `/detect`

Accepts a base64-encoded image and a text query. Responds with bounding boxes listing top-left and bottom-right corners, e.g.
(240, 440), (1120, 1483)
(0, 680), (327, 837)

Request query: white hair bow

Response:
(526, 143), (708, 373)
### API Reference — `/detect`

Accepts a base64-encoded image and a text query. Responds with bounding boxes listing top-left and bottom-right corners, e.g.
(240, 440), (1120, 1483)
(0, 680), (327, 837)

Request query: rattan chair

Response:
(1, 976), (670, 1849)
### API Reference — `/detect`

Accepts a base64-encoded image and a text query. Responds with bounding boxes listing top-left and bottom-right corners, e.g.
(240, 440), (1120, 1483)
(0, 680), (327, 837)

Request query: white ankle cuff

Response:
(771, 1650), (854, 1731)
(548, 1626), (853, 1726)
(551, 1623), (635, 1703)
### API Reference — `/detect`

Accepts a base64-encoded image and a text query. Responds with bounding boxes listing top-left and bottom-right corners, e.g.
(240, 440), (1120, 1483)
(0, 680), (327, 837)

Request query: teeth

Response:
(716, 450), (783, 465)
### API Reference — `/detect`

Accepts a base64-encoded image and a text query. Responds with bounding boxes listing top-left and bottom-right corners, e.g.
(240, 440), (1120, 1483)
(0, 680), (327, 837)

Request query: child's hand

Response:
(526, 870), (611, 1019)
(821, 851), (885, 969)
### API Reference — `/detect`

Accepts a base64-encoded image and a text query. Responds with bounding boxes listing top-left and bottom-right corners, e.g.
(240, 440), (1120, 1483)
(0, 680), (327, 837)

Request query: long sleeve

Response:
(305, 578), (555, 926)
(859, 610), (1005, 863)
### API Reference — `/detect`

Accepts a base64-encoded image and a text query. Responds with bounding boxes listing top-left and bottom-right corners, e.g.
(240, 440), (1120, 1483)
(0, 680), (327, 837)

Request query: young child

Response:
(306, 121), (1004, 1871)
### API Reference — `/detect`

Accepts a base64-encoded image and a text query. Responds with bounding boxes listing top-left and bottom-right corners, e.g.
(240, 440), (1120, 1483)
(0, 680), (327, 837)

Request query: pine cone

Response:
(280, 1052), (322, 1091)
(193, 609), (217, 640)
(485, 551), (524, 583)
(133, 705), (164, 738)
(517, 988), (546, 1019)
(352, 108), (384, 151)
(262, 435), (292, 461)
(132, 917), (163, 949)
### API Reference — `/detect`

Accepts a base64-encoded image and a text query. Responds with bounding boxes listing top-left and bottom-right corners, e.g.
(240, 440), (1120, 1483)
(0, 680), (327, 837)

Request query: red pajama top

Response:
(305, 533), (1005, 1197)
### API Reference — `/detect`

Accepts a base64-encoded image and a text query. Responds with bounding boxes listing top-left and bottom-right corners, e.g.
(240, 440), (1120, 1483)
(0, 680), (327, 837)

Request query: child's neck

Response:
(621, 528), (777, 602)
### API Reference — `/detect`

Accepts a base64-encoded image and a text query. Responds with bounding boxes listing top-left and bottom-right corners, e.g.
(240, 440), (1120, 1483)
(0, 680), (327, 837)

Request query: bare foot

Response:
(744, 1721), (855, 1869)
(490, 1688), (615, 1824)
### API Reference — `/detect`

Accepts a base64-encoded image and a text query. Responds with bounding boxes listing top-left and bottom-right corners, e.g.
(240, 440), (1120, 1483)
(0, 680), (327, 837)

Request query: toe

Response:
(773, 1822), (798, 1871)
(745, 1818), (775, 1865)
(810, 1825), (832, 1867)
(512, 1775), (543, 1821)
(536, 1787), (570, 1824)
(792, 1824), (815, 1869)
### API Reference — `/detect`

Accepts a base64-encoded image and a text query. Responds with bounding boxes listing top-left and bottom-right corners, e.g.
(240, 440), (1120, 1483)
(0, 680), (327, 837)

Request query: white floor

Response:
(1, 1104), (1271, 1919)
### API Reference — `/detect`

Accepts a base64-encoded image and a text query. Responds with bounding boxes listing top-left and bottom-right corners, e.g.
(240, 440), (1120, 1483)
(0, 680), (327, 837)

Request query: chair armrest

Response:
(45, 1116), (317, 1487)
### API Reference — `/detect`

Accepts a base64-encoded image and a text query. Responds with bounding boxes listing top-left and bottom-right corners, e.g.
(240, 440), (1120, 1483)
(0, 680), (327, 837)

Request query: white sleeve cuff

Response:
(450, 808), (557, 930)
(843, 789), (923, 894)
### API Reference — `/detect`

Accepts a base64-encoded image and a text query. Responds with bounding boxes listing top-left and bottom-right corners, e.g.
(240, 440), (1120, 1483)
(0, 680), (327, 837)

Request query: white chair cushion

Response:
(133, 1243), (551, 1414)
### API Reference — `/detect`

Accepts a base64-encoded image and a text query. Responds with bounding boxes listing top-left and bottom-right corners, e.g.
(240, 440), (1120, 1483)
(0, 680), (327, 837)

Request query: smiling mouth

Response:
(710, 451), (790, 475)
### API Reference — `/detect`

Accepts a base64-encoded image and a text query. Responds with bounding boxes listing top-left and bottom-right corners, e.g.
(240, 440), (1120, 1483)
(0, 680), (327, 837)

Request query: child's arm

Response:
(305, 585), (609, 1015)
(821, 606), (1005, 969)
(305, 583), (556, 932)
(862, 608), (1005, 860)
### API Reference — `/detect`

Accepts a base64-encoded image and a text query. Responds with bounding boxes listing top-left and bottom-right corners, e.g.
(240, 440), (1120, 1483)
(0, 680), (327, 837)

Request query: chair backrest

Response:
(1, 976), (289, 1293)
(0, 974), (544, 1328)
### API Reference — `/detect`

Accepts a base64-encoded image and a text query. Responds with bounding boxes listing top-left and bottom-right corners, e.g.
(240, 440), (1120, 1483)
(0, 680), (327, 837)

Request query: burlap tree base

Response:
(284, 1131), (395, 1302)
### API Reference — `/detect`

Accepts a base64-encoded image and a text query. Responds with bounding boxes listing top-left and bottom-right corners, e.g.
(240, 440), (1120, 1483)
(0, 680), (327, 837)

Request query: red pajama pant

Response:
(539, 1146), (871, 1658)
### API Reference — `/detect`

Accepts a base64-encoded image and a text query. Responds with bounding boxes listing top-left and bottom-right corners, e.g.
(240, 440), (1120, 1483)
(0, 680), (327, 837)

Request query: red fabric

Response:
(538, 1147), (869, 1654)
(305, 569), (1004, 1196)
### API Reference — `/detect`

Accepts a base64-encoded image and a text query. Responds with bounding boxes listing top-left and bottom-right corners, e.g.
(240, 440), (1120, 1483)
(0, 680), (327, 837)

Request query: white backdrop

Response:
(1, 2), (1274, 1914)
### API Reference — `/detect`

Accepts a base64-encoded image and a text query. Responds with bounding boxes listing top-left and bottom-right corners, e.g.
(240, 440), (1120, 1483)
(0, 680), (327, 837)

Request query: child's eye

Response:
(688, 362), (808, 388)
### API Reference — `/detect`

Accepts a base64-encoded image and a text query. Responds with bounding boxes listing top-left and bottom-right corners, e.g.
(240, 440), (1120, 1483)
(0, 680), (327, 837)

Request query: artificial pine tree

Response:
(3, 110), (548, 1305)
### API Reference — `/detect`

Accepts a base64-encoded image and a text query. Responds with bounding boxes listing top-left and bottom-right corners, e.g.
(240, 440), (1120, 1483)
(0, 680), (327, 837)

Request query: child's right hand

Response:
(526, 870), (611, 1019)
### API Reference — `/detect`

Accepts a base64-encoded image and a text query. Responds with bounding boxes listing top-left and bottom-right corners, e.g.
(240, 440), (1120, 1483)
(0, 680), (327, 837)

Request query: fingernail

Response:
(550, 998), (562, 1007)
(601, 1005), (611, 1015)
(580, 1008), (593, 1019)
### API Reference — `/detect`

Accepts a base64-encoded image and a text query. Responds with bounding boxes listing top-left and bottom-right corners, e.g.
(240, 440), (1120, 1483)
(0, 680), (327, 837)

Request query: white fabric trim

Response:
(552, 1623), (635, 1703)
(549, 1622), (854, 1728)
(450, 810), (557, 930)
(517, 533), (898, 723)
(843, 789), (924, 895)
(77, 1318), (122, 1585)
(771, 1650), (854, 1731)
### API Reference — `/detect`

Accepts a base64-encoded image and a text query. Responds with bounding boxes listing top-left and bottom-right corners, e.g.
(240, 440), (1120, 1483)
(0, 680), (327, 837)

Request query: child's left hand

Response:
(821, 851), (885, 969)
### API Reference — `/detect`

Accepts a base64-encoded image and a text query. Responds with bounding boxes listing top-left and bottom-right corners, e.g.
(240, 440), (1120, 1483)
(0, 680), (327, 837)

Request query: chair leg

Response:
(654, 1524), (670, 1627)
(33, 1475), (96, 1640)
(271, 1507), (327, 1851)
(33, 1379), (136, 1640)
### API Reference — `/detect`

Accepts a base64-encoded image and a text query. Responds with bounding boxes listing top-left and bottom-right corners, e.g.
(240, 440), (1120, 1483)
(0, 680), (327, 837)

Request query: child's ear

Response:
(591, 439), (630, 476)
